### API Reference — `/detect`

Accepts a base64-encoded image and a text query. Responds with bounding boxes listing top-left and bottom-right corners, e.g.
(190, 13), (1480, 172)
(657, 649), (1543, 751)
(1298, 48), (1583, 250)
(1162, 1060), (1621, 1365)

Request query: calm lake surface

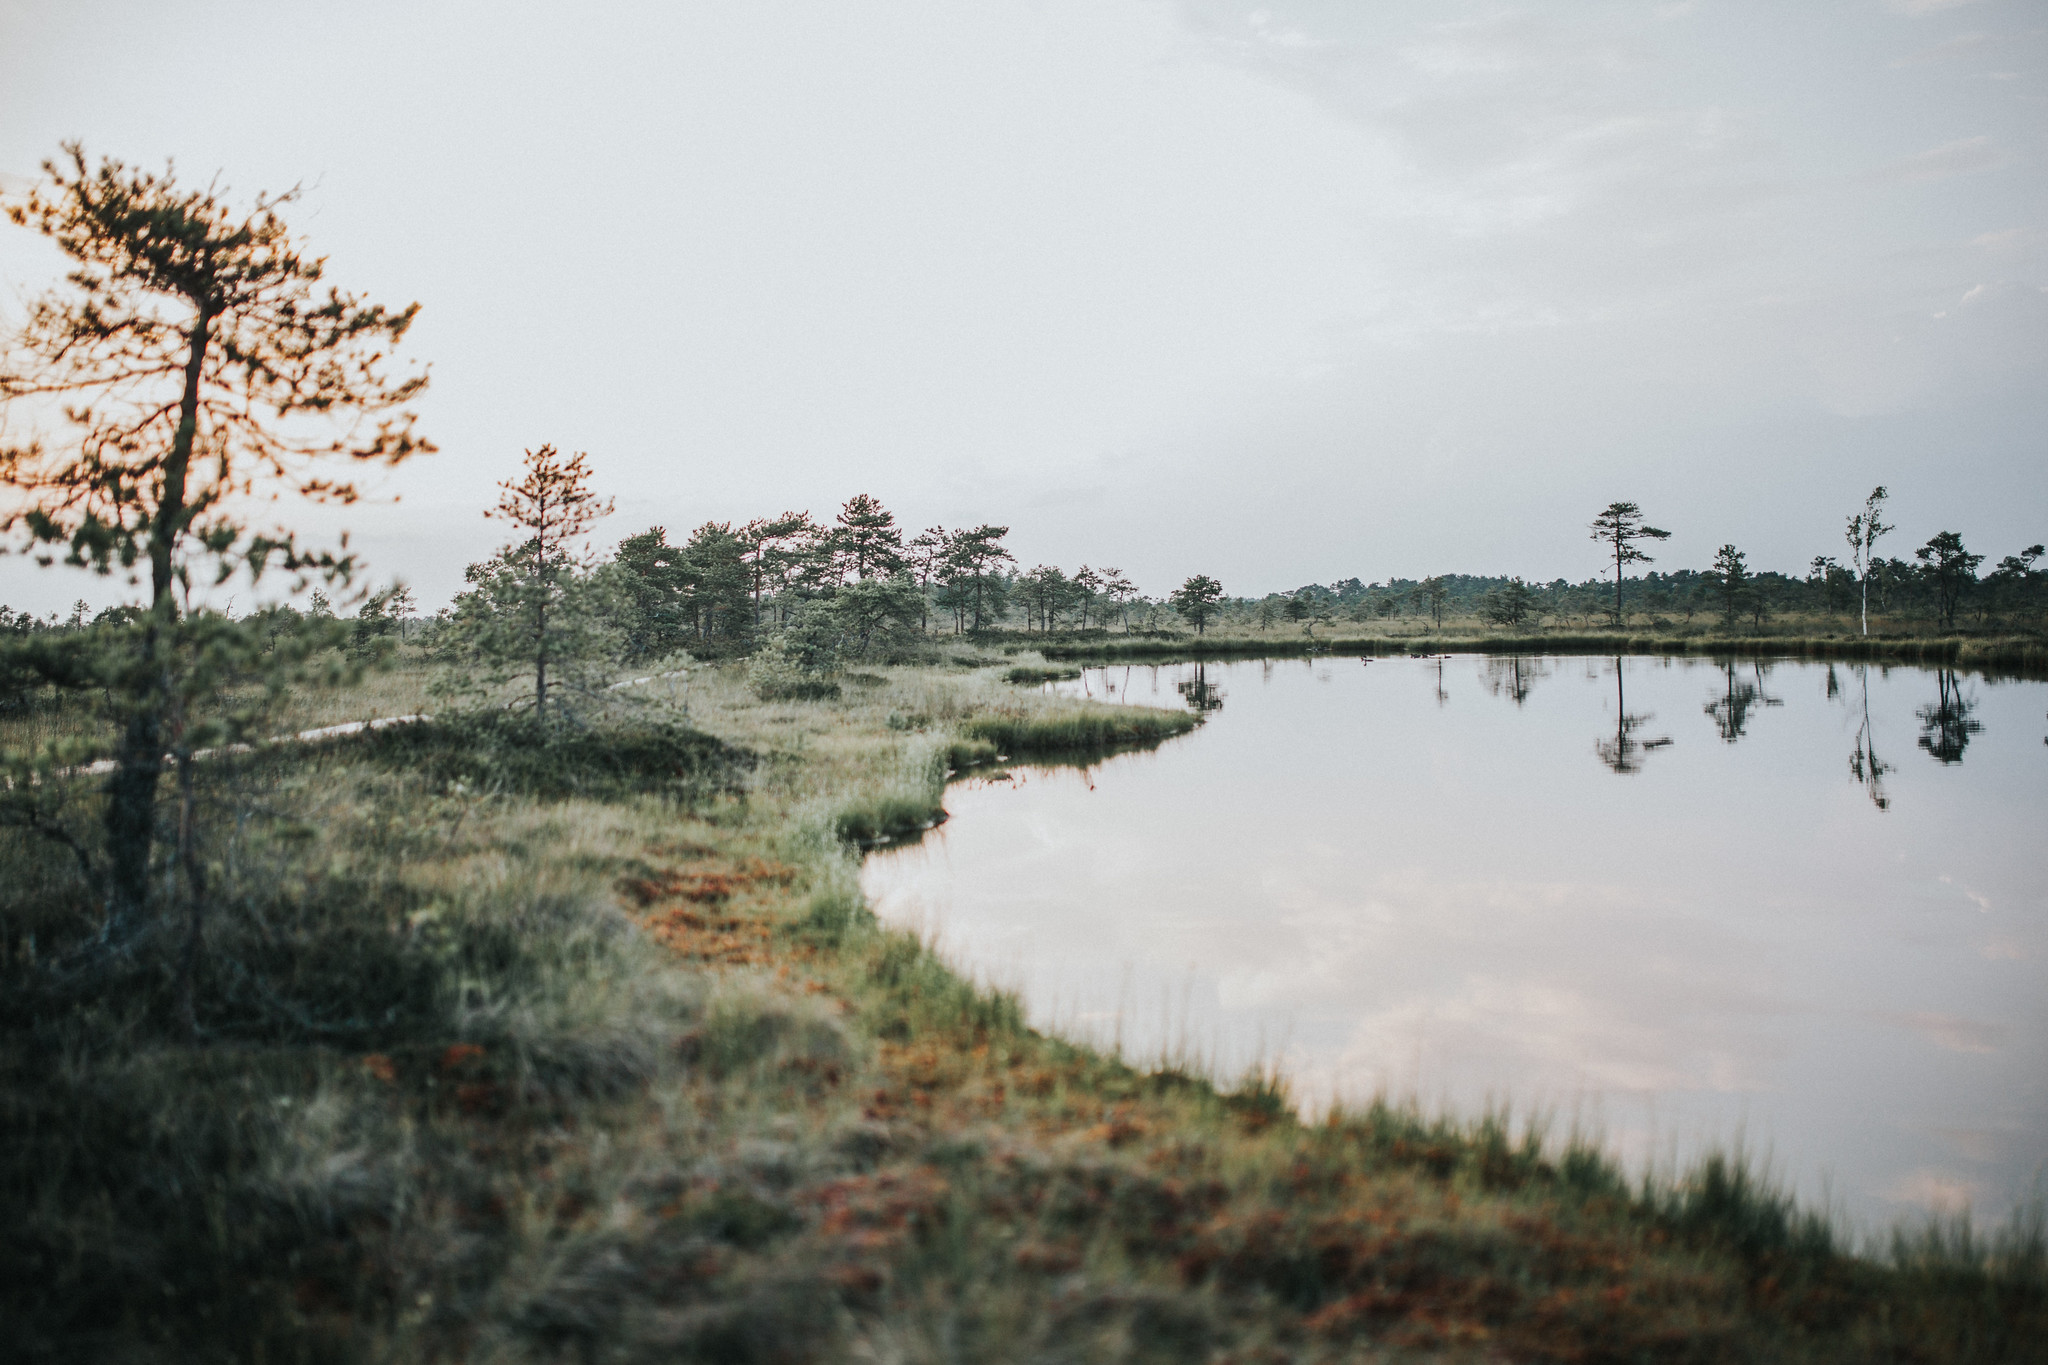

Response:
(860, 654), (2048, 1230)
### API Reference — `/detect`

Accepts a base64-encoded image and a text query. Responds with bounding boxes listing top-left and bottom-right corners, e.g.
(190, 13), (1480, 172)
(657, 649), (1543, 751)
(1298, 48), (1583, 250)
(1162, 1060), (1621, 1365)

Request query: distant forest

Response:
(4, 478), (2042, 668)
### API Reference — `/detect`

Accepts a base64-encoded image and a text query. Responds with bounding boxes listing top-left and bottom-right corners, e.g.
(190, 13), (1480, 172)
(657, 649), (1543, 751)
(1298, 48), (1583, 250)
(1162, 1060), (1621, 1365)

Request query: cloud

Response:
(1246, 7), (1322, 49)
(1889, 31), (1988, 65)
(1970, 226), (2041, 252)
(1897, 1010), (2003, 1054)
(1883, 1169), (1982, 1213)
(1877, 134), (2001, 183)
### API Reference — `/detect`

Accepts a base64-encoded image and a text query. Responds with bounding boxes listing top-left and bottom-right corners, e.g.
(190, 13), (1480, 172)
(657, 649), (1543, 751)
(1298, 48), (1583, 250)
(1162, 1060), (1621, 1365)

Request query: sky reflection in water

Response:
(860, 655), (2048, 1230)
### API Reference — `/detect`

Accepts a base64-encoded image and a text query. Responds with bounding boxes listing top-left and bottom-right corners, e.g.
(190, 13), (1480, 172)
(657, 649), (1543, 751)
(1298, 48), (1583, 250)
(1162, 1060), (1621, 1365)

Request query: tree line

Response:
(1215, 496), (2041, 638)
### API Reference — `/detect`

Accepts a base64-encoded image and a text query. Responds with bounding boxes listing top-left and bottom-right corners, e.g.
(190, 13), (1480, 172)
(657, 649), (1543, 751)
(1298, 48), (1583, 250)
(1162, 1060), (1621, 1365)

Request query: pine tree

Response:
(446, 446), (614, 721)
(941, 525), (1014, 631)
(0, 144), (428, 931)
(1588, 502), (1670, 627)
(830, 494), (906, 582)
(1914, 531), (1982, 631)
(1098, 567), (1137, 630)
(1709, 544), (1750, 626)
(1169, 574), (1224, 636)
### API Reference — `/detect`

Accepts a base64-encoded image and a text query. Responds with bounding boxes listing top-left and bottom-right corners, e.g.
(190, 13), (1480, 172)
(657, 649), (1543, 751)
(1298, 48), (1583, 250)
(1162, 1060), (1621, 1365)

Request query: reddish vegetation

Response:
(619, 857), (797, 908)
(604, 850), (2043, 1361)
(624, 856), (798, 966)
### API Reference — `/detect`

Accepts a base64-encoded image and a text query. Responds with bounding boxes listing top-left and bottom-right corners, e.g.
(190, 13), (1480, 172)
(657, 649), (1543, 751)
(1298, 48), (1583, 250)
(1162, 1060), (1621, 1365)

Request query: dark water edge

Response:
(1034, 631), (2048, 676)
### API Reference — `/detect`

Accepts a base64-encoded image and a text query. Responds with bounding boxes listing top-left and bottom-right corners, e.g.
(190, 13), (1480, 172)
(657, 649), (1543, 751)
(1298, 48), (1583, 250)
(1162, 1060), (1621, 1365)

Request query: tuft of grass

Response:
(960, 706), (1199, 759)
(1657, 1150), (1836, 1266)
(943, 736), (999, 771)
(1220, 1066), (1293, 1133)
(1003, 665), (1081, 685)
(831, 792), (946, 847)
(1890, 1199), (2048, 1288)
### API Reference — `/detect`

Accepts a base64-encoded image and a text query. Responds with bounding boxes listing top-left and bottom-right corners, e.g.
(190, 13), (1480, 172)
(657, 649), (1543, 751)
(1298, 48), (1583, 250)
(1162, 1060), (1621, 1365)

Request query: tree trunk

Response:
(104, 307), (211, 931)
(174, 748), (207, 1039)
(1614, 541), (1624, 625)
(534, 591), (549, 722)
(104, 691), (165, 933)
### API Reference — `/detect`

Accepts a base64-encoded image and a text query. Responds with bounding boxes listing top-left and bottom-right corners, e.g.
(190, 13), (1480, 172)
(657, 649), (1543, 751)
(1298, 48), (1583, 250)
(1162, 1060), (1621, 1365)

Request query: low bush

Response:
(757, 677), (842, 702)
(349, 711), (752, 801)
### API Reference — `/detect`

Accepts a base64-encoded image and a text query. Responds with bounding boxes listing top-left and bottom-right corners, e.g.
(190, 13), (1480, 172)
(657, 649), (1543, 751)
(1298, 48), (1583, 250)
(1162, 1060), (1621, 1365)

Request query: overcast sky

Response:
(1, 0), (2043, 612)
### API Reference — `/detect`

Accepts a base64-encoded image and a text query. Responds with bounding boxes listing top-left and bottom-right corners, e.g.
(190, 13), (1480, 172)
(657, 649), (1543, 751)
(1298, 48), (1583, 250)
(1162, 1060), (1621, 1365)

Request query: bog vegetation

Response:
(1, 148), (2044, 1362)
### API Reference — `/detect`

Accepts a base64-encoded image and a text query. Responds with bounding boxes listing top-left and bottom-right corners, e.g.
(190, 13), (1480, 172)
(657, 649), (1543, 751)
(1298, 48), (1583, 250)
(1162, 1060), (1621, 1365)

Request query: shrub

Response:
(756, 677), (842, 702)
(348, 712), (751, 802)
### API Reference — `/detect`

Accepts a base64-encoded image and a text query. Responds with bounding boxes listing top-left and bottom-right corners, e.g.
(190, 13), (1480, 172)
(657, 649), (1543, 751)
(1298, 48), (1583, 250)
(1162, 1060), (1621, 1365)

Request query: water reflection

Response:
(1177, 661), (1225, 713)
(1916, 670), (1983, 765)
(1703, 659), (1784, 743)
(879, 655), (2048, 1231)
(1594, 657), (1671, 774)
(1847, 665), (1894, 811)
(1482, 655), (1547, 706)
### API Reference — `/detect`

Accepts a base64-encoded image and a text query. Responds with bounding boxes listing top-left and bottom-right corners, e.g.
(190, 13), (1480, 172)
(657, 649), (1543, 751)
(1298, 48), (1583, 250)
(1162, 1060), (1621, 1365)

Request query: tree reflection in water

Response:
(1703, 659), (1783, 742)
(1177, 662), (1225, 714)
(1482, 655), (1547, 706)
(1845, 664), (1893, 810)
(1595, 658), (1671, 774)
(1916, 669), (1982, 765)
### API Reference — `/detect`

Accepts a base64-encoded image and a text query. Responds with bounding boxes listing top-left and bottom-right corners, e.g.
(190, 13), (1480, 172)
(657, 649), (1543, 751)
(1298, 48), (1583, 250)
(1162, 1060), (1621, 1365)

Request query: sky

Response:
(1, 0), (2044, 612)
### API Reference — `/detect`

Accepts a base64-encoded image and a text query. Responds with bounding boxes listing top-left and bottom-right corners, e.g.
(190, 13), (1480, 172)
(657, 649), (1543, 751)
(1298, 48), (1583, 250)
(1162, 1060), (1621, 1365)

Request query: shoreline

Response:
(1030, 630), (2048, 675)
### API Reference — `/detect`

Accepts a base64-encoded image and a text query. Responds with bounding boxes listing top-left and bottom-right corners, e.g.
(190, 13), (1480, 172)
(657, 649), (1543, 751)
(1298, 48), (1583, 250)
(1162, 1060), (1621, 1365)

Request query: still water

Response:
(861, 655), (2048, 1230)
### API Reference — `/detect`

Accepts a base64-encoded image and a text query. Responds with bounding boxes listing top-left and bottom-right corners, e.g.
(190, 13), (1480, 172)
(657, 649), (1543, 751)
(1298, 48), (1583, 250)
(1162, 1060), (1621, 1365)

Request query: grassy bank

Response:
(1036, 628), (2048, 674)
(2, 653), (2041, 1361)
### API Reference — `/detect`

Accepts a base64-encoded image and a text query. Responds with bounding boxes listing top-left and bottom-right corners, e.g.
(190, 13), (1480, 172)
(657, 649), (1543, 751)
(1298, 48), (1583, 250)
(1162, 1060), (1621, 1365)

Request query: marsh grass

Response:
(832, 792), (948, 847)
(1003, 664), (1082, 685)
(961, 706), (1200, 758)
(2, 650), (2041, 1361)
